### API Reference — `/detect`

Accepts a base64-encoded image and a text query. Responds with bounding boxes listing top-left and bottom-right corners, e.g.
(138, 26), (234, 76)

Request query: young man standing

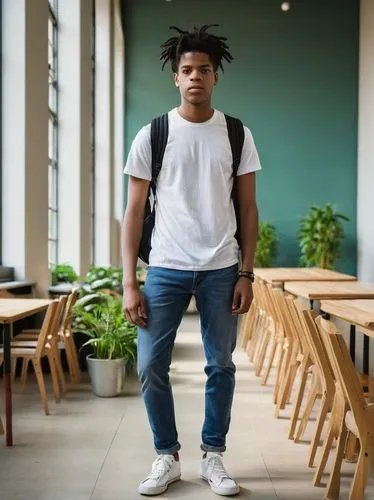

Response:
(122, 25), (261, 497)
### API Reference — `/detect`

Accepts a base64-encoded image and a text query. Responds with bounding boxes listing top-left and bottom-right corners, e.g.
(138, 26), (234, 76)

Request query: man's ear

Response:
(174, 73), (179, 87)
(214, 72), (219, 86)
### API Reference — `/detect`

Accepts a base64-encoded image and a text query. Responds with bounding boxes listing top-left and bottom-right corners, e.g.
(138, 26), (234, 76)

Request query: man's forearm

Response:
(121, 209), (144, 287)
(240, 203), (259, 271)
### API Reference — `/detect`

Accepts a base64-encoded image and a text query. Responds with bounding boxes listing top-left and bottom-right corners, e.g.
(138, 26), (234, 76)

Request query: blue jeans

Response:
(137, 264), (238, 455)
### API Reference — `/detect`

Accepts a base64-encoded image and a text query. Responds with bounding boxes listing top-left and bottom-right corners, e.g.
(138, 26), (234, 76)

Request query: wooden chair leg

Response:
(313, 417), (336, 486)
(277, 358), (299, 416)
(345, 431), (359, 463)
(254, 329), (271, 377)
(248, 313), (265, 362)
(32, 359), (49, 415)
(64, 340), (77, 384)
(274, 348), (293, 416)
(294, 380), (320, 442)
(308, 394), (330, 468)
(288, 362), (310, 440)
(285, 361), (299, 405)
(240, 307), (256, 348)
(47, 353), (61, 403)
(11, 359), (17, 381)
(349, 439), (369, 500)
(262, 337), (278, 386)
(67, 337), (82, 384)
(273, 344), (285, 405)
(325, 418), (348, 500)
(54, 348), (67, 394)
(20, 358), (30, 391)
(313, 400), (342, 487)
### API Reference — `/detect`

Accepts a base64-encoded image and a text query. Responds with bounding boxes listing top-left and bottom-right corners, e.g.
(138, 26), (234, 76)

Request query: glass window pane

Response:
(48, 2), (58, 268)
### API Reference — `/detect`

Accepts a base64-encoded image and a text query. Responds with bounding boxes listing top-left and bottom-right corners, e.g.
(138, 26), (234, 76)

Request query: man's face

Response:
(174, 52), (218, 105)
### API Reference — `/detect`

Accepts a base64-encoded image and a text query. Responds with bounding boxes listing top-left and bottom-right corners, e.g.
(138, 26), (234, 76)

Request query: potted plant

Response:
(298, 203), (349, 269)
(50, 263), (78, 286)
(255, 221), (278, 268)
(73, 295), (137, 397)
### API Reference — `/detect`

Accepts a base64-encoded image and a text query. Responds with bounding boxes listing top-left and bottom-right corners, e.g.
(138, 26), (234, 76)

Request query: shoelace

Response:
(148, 456), (172, 480)
(208, 456), (230, 480)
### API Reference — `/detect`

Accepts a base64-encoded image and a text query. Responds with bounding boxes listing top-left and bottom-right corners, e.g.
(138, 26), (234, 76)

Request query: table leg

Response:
(350, 324), (356, 363)
(2, 324), (13, 446)
(363, 334), (370, 376)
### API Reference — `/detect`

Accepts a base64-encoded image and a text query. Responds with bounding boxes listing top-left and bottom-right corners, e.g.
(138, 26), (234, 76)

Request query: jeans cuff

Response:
(156, 442), (181, 455)
(201, 443), (226, 453)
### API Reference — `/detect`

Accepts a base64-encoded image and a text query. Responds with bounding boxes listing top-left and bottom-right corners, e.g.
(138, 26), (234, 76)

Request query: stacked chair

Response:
(240, 278), (374, 499)
(0, 290), (81, 416)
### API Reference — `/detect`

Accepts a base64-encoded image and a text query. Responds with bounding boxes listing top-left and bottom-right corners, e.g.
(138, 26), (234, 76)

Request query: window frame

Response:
(48, 0), (59, 268)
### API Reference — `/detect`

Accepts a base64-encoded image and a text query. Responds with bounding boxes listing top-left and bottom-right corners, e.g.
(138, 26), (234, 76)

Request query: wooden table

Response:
(320, 299), (374, 375)
(254, 267), (356, 287)
(284, 281), (374, 301)
(0, 299), (51, 446)
(284, 281), (374, 365)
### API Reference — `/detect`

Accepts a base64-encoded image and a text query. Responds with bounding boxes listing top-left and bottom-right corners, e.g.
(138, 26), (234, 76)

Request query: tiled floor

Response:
(0, 315), (373, 499)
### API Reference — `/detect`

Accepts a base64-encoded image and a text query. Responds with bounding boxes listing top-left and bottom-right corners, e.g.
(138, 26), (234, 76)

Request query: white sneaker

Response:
(138, 454), (181, 496)
(200, 452), (240, 496)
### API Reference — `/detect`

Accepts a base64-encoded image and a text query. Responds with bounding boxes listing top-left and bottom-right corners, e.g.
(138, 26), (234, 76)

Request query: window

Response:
(48, 0), (59, 267)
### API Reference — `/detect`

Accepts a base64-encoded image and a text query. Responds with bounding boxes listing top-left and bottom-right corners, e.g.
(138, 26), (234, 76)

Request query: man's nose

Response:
(190, 70), (202, 81)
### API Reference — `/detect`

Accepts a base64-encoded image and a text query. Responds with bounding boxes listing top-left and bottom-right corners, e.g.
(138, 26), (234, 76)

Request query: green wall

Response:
(123, 0), (359, 274)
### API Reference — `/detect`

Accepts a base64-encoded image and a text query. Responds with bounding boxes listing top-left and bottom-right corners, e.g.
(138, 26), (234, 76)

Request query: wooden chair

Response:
(239, 294), (258, 351)
(246, 279), (268, 363)
(284, 297), (318, 443)
(293, 304), (336, 470)
(15, 290), (81, 384)
(0, 300), (60, 415)
(268, 286), (300, 412)
(253, 281), (277, 378)
(11, 296), (68, 395)
(316, 316), (374, 500)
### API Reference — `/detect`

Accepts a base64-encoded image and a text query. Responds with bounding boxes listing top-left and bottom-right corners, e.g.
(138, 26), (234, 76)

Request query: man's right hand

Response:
(123, 284), (148, 328)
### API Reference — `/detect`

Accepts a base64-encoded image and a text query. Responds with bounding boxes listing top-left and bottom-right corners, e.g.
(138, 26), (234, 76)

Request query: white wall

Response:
(357, 0), (374, 375)
(357, 0), (374, 283)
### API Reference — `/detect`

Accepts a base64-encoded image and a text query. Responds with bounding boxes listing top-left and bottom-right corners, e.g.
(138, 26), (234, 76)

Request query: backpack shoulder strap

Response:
(224, 114), (245, 176)
(150, 113), (169, 183)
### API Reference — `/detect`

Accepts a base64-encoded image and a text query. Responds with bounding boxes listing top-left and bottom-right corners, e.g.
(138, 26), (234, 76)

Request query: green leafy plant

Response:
(80, 266), (123, 296)
(73, 294), (137, 361)
(299, 203), (349, 269)
(50, 263), (78, 286)
(254, 222), (277, 268)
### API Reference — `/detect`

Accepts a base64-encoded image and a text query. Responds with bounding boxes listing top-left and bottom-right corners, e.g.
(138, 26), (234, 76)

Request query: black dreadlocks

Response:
(160, 24), (233, 73)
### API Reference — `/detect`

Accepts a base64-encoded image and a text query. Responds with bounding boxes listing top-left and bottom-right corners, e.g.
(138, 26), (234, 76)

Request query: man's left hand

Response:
(232, 278), (254, 315)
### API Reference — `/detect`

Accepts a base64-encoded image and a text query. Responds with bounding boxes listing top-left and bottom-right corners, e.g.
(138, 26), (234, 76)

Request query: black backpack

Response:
(138, 113), (245, 264)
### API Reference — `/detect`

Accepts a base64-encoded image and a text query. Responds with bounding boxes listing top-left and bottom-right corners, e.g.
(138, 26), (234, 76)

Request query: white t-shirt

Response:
(124, 108), (261, 271)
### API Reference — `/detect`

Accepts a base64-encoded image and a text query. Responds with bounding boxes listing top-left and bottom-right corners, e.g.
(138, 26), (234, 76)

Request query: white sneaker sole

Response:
(200, 475), (240, 496)
(138, 475), (181, 496)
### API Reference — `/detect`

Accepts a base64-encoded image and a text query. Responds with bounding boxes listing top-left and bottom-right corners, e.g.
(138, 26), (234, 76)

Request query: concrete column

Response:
(1, 0), (49, 296)
(58, 0), (93, 277)
(112, 0), (125, 266)
(94, 0), (114, 266)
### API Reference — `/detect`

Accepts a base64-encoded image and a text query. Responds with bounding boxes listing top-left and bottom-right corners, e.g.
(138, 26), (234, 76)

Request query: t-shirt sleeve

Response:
(237, 126), (262, 176)
(123, 124), (152, 181)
